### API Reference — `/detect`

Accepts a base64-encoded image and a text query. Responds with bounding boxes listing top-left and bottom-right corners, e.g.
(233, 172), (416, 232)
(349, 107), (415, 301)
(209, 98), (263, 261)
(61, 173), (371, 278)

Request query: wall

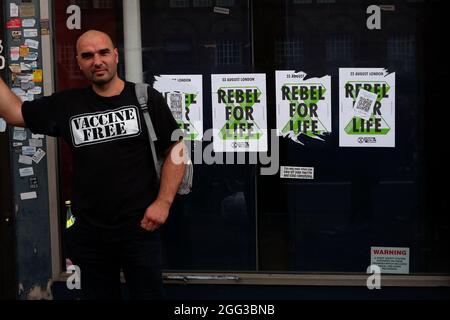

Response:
(3, 0), (52, 300)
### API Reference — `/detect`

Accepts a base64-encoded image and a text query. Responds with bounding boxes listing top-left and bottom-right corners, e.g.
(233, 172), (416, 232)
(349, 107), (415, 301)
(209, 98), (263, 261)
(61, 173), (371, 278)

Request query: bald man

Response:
(0, 30), (185, 299)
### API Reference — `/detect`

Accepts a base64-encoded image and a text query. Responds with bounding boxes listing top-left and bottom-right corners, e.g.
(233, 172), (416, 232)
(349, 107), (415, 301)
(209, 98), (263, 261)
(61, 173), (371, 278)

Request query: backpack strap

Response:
(135, 83), (161, 179)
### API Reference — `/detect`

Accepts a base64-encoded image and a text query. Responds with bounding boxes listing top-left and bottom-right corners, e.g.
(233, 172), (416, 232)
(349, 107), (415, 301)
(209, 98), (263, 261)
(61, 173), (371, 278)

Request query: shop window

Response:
(387, 35), (416, 75)
(215, 40), (241, 66)
(93, 0), (114, 9)
(194, 0), (213, 6)
(69, 0), (89, 9)
(56, 43), (84, 80)
(216, 0), (235, 7)
(164, 39), (193, 66)
(170, 0), (190, 7)
(51, 0), (448, 276)
(293, 0), (335, 3)
(317, 0), (336, 3)
(275, 37), (305, 68)
(326, 33), (353, 62)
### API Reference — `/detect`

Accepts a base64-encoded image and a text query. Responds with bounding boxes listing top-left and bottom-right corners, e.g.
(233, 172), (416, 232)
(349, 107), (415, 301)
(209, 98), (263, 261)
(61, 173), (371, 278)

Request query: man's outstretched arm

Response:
(0, 76), (25, 127)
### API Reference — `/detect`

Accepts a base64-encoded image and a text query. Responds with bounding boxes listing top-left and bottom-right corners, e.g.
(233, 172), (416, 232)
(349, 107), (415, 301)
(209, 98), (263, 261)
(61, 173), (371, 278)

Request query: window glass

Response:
(53, 0), (449, 275)
(255, 0), (448, 273)
(141, 0), (256, 271)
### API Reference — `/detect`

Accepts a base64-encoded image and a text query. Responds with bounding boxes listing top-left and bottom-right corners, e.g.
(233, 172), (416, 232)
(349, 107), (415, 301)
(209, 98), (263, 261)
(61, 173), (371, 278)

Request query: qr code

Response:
(355, 96), (373, 113)
(169, 93), (183, 121)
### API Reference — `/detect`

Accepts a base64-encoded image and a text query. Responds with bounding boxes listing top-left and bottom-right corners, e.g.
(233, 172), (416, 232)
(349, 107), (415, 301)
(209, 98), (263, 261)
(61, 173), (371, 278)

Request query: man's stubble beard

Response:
(91, 72), (116, 86)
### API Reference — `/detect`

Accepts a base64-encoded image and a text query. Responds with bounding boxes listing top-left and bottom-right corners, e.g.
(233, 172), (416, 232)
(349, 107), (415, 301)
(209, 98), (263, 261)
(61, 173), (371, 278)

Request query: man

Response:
(0, 30), (185, 299)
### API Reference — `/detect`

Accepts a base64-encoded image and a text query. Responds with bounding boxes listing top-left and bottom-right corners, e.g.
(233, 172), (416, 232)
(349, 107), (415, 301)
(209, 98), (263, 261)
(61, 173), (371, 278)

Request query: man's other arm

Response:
(0, 76), (25, 127)
(141, 141), (186, 231)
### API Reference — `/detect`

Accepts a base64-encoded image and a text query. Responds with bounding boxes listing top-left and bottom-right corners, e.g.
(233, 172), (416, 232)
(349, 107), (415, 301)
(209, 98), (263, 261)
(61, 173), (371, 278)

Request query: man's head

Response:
(76, 30), (119, 86)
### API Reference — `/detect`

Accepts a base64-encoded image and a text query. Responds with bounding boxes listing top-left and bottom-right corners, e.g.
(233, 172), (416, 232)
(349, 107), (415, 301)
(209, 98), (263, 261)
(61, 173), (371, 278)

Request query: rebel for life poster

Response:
(211, 74), (267, 152)
(339, 68), (396, 147)
(275, 71), (331, 144)
(154, 75), (203, 141)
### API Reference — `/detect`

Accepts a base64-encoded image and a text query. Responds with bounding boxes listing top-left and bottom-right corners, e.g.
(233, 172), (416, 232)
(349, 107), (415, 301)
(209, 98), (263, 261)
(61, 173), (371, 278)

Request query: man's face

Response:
(76, 33), (119, 86)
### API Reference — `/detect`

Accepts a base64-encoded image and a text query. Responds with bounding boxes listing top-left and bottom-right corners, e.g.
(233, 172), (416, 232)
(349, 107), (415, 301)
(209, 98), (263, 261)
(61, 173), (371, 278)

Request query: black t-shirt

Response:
(22, 81), (179, 228)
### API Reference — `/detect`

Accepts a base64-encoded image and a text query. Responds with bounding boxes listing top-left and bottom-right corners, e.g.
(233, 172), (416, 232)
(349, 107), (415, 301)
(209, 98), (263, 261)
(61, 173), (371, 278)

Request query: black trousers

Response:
(66, 219), (164, 300)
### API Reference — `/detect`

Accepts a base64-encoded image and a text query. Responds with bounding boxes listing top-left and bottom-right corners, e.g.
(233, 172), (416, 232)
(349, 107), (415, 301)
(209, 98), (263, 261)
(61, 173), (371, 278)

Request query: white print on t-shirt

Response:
(70, 105), (141, 147)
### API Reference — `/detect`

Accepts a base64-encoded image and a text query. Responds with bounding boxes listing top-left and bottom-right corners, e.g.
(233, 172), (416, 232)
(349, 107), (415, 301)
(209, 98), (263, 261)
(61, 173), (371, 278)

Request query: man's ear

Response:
(114, 48), (119, 63)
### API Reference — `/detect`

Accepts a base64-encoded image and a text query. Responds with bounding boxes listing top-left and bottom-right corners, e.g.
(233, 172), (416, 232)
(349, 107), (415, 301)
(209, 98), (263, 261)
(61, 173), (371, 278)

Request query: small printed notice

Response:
(370, 246), (410, 274)
(353, 89), (377, 120)
(20, 191), (37, 200)
(0, 118), (6, 132)
(18, 155), (33, 165)
(19, 167), (34, 177)
(13, 127), (26, 141)
(280, 166), (314, 180)
(32, 148), (46, 164)
(22, 146), (36, 156)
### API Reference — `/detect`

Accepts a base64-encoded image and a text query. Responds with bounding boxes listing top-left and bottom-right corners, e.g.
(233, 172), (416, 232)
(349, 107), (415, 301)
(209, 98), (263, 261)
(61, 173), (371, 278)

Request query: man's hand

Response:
(0, 74), (25, 127)
(140, 199), (171, 232)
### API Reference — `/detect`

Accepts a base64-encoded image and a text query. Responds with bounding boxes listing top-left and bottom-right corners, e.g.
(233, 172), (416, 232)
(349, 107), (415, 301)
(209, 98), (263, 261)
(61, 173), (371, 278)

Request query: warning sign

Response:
(370, 246), (410, 274)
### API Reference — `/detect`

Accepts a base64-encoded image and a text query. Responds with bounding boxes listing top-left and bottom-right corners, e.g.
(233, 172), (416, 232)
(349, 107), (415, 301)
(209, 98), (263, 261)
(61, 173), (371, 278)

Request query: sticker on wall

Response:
(10, 3), (19, 17)
(339, 68), (396, 147)
(19, 167), (34, 178)
(211, 74), (268, 152)
(9, 63), (22, 74)
(24, 52), (38, 61)
(21, 80), (35, 91)
(10, 47), (20, 61)
(280, 166), (314, 180)
(0, 40), (4, 70)
(23, 29), (38, 38)
(22, 146), (36, 156)
(22, 18), (36, 28)
(18, 154), (33, 165)
(19, 45), (29, 58)
(29, 138), (42, 148)
(276, 70), (331, 145)
(0, 118), (6, 133)
(11, 30), (23, 41)
(13, 127), (27, 141)
(29, 177), (39, 189)
(370, 246), (409, 274)
(33, 69), (43, 82)
(29, 86), (42, 95)
(20, 191), (37, 201)
(19, 3), (36, 17)
(6, 18), (22, 29)
(25, 39), (39, 50)
(153, 75), (203, 140)
(32, 148), (46, 164)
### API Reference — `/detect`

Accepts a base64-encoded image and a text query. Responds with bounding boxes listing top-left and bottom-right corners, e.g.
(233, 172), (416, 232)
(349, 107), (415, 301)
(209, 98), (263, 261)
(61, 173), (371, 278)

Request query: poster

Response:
(339, 68), (395, 147)
(211, 74), (267, 152)
(276, 70), (331, 144)
(371, 246), (409, 274)
(154, 75), (203, 141)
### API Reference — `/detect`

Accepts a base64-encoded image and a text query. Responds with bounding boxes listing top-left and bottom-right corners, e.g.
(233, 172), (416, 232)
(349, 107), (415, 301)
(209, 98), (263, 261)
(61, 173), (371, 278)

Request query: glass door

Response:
(140, 0), (257, 271)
